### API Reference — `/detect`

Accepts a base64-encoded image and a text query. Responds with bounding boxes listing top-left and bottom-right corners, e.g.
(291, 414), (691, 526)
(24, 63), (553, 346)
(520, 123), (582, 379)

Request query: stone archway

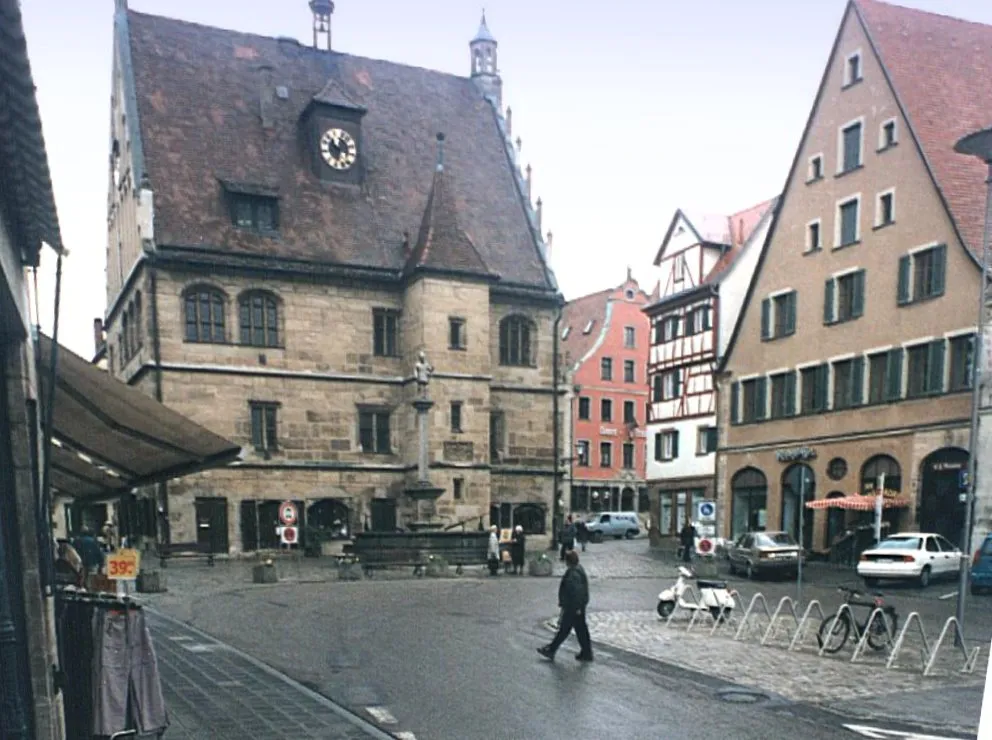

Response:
(731, 467), (767, 539)
(306, 499), (351, 540)
(781, 463), (815, 550)
(919, 447), (969, 546)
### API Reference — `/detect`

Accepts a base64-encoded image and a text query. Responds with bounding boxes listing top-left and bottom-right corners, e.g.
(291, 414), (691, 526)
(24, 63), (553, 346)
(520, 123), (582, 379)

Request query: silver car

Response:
(727, 531), (802, 580)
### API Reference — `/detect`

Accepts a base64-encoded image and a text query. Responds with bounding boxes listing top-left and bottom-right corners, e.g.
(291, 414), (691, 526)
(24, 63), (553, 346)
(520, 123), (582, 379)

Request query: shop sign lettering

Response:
(776, 446), (817, 463)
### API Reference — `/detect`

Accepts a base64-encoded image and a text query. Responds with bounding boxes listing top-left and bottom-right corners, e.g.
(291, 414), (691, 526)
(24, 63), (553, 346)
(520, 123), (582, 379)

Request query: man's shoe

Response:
(537, 646), (554, 660)
(575, 653), (593, 662)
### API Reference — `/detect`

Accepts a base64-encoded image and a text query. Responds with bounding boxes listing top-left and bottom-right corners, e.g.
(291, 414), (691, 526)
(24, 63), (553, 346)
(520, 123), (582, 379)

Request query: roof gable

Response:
(855, 0), (992, 261)
(123, 10), (553, 290)
(704, 197), (778, 286)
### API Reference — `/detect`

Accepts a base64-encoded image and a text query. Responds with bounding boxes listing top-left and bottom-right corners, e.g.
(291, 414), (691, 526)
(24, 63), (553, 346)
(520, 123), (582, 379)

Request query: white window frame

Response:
(844, 49), (863, 86)
(834, 193), (862, 248)
(875, 187), (896, 228)
(696, 425), (716, 456)
(807, 153), (824, 182)
(560, 326), (571, 340)
(662, 369), (682, 400)
(879, 117), (898, 150)
(945, 328), (977, 340)
(837, 115), (866, 174)
(673, 255), (685, 284)
(662, 315), (680, 342)
(582, 320), (595, 335)
(806, 218), (823, 252)
(576, 439), (591, 466)
(660, 430), (678, 461)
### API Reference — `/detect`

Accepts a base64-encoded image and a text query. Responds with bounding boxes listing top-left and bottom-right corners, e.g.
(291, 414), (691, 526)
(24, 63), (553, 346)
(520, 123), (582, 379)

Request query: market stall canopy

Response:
(38, 335), (241, 501)
(805, 491), (911, 511)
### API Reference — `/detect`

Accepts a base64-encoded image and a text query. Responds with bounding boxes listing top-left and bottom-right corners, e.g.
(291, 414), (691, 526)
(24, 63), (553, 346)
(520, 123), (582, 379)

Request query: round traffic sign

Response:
(697, 538), (713, 554)
(281, 525), (298, 545)
(698, 501), (716, 519)
(279, 502), (298, 526)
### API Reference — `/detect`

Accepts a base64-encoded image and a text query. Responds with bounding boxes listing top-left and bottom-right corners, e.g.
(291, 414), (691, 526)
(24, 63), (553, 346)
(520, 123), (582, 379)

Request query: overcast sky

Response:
(20, 0), (992, 357)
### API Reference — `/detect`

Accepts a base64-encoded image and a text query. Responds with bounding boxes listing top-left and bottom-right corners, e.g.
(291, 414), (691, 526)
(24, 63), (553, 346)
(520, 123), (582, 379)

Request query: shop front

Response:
(648, 475), (715, 546)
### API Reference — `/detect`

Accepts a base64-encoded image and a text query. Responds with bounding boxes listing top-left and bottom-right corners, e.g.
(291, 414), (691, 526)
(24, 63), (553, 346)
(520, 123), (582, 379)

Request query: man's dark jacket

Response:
(558, 564), (589, 612)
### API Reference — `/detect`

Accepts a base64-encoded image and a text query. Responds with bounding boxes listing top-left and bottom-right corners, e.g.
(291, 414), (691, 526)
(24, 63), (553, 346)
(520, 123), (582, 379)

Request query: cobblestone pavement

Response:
(148, 610), (389, 739)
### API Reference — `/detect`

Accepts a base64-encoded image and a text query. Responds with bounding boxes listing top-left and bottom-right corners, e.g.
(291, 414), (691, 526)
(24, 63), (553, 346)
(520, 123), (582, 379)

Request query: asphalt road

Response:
(165, 562), (985, 740)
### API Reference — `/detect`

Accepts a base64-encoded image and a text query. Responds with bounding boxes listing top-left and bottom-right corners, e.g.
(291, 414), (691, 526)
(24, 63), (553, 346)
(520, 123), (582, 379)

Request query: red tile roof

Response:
(856, 0), (992, 259)
(560, 279), (650, 368)
(703, 197), (778, 284)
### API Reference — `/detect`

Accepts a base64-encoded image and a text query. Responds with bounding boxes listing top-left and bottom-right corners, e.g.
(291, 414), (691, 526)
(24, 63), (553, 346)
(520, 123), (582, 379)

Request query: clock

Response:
(319, 128), (357, 170)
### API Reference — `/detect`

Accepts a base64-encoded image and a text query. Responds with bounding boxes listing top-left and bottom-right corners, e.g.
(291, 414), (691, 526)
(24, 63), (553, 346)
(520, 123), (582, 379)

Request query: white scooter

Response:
(657, 566), (736, 622)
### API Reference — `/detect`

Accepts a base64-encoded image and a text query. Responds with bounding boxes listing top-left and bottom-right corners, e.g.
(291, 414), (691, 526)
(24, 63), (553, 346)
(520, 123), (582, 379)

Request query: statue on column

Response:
(414, 350), (434, 398)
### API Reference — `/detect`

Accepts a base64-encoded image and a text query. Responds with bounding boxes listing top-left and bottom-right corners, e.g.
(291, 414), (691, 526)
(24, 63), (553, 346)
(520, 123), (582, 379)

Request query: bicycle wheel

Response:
(817, 613), (850, 654)
(866, 614), (894, 651)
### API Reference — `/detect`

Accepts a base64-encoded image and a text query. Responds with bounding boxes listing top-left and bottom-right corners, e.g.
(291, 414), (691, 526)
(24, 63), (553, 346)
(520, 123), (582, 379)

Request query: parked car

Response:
(727, 531), (802, 580)
(584, 512), (640, 542)
(857, 532), (961, 588)
(970, 533), (992, 595)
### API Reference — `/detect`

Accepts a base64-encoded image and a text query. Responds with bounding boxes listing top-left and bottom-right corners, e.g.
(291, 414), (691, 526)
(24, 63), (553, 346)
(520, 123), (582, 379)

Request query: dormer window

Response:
(231, 194), (278, 233)
(582, 320), (595, 335)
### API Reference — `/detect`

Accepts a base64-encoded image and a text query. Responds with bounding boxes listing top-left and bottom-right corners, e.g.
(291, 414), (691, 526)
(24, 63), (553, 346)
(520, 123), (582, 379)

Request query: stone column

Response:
(414, 398), (433, 483)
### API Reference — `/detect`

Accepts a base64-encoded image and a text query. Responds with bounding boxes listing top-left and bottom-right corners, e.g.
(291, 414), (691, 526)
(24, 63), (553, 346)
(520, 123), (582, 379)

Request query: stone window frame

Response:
(372, 307), (401, 357)
(498, 314), (537, 367)
(357, 405), (393, 455)
(836, 115), (865, 176)
(807, 152), (824, 184)
(843, 49), (863, 89)
(449, 316), (467, 350)
(237, 289), (283, 349)
(878, 117), (898, 152)
(249, 400), (280, 455)
(834, 192), (862, 248)
(450, 401), (463, 433)
(182, 283), (228, 344)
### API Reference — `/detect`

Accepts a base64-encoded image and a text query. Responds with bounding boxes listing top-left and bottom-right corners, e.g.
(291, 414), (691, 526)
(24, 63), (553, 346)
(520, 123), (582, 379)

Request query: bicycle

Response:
(816, 586), (899, 654)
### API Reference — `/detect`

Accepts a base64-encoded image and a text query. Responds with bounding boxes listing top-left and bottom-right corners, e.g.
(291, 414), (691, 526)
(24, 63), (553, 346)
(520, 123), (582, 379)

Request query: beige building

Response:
(716, 0), (992, 558)
(100, 3), (562, 553)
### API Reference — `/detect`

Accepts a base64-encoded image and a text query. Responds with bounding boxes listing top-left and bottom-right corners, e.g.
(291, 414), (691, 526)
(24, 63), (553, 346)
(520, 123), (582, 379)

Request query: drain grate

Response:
(717, 689), (768, 704)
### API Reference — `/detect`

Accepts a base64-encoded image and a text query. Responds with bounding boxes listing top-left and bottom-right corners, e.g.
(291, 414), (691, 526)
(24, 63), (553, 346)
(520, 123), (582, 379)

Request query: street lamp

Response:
(951, 126), (992, 640)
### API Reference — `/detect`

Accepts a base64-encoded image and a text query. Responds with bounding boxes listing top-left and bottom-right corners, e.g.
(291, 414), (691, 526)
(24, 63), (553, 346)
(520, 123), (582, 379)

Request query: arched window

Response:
(512, 503), (546, 535)
(184, 286), (226, 343)
(499, 315), (534, 367)
(861, 454), (901, 493)
(238, 291), (279, 348)
(731, 467), (767, 539)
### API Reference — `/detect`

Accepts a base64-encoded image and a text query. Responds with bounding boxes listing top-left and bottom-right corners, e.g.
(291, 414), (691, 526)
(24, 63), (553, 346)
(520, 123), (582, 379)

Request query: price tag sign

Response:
(107, 548), (141, 581)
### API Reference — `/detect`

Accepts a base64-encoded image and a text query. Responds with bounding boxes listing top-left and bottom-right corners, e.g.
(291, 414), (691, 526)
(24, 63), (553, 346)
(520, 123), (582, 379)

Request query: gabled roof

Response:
(855, 0), (992, 261)
(652, 200), (773, 267)
(122, 10), (553, 290)
(403, 161), (493, 278)
(703, 197), (778, 285)
(560, 278), (650, 370)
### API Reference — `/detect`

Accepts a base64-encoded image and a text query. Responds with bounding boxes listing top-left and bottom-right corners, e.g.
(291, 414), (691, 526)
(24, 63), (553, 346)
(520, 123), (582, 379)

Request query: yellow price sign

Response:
(106, 549), (141, 580)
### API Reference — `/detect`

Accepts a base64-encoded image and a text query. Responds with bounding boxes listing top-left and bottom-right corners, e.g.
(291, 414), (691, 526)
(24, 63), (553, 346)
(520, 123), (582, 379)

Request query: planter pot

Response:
(136, 571), (166, 593)
(425, 560), (449, 578)
(528, 558), (553, 577)
(338, 562), (363, 581)
(252, 563), (278, 584)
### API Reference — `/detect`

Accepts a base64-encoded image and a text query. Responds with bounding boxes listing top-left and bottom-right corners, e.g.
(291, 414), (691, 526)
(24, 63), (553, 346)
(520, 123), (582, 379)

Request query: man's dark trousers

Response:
(547, 607), (592, 657)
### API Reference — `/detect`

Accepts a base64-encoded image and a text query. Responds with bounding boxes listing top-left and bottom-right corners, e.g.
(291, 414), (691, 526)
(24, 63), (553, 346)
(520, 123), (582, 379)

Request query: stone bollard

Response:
(527, 555), (553, 577)
(252, 559), (278, 584)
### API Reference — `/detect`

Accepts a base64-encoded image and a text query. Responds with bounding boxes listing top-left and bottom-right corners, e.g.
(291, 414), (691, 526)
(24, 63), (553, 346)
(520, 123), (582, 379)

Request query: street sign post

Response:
(279, 501), (298, 526)
(697, 500), (716, 522)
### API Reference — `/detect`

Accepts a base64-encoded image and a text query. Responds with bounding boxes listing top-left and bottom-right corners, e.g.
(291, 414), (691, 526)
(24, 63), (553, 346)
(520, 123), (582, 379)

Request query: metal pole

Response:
(957, 161), (992, 638)
(797, 468), (806, 606)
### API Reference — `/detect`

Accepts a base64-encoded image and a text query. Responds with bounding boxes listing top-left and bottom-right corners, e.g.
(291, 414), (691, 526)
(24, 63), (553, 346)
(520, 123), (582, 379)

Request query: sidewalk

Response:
(147, 610), (389, 739)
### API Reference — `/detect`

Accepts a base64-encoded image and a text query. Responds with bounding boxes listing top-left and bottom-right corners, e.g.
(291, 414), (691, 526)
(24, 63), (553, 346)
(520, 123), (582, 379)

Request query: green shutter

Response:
(671, 431), (679, 458)
(785, 371), (797, 416)
(786, 292), (797, 335)
(852, 356), (865, 406)
(852, 270), (866, 318)
(761, 299), (771, 340)
(932, 244), (947, 296)
(928, 339), (946, 393)
(755, 377), (767, 420)
(824, 279), (835, 324)
(886, 348), (903, 401)
(731, 382), (740, 424)
(817, 363), (830, 411)
(897, 256), (911, 304)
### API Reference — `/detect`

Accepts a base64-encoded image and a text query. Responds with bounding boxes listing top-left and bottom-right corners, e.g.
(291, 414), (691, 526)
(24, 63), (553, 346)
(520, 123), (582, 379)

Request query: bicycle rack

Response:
(886, 612), (931, 672)
(709, 589), (742, 637)
(734, 593), (772, 642)
(817, 603), (860, 657)
(685, 588), (741, 635)
(851, 607), (895, 664)
(788, 600), (826, 652)
(923, 617), (982, 677)
(761, 597), (800, 646)
(664, 585), (701, 627)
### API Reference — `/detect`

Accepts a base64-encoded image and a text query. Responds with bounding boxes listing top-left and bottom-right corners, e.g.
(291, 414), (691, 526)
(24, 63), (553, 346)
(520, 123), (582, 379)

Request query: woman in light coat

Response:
(487, 525), (500, 576)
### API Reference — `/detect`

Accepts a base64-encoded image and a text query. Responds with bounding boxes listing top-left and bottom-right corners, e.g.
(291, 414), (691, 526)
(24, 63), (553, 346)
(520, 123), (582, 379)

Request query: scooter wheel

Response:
(657, 600), (675, 618)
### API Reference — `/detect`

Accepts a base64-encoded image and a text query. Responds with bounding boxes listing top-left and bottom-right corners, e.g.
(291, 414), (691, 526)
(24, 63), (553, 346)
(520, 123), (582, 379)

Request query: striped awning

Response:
(806, 494), (911, 511)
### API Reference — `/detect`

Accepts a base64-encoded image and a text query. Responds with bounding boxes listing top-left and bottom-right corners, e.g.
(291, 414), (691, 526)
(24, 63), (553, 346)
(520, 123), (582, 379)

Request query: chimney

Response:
(525, 164), (532, 200)
(535, 197), (543, 233)
(257, 65), (275, 129)
(505, 106), (512, 137)
(93, 318), (105, 353)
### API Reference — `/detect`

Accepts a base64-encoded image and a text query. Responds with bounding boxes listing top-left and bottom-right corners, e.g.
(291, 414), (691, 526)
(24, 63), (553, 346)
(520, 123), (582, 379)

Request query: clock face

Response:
(319, 128), (358, 170)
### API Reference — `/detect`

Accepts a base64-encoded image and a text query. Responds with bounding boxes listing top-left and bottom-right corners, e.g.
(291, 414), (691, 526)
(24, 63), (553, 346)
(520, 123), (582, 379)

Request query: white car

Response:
(857, 533), (962, 588)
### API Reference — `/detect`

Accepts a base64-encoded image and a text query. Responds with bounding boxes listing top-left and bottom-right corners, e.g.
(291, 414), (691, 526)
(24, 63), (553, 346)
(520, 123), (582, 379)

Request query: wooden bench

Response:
(351, 531), (490, 576)
(158, 541), (215, 567)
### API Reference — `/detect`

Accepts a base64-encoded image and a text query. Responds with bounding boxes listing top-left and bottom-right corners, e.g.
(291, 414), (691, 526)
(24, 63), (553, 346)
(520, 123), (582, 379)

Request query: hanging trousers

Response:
(92, 608), (169, 736)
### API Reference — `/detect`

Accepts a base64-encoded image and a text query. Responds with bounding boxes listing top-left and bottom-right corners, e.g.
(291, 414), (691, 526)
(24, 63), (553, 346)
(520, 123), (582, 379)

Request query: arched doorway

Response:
(825, 491), (847, 548)
(306, 499), (351, 540)
(919, 447), (969, 546)
(861, 454), (904, 534)
(512, 503), (546, 534)
(621, 487), (635, 511)
(731, 468), (767, 539)
(781, 464), (815, 550)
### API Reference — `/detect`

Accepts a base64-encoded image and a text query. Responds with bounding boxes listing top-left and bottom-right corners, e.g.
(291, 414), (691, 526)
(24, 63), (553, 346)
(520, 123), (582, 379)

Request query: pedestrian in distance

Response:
(559, 515), (576, 561)
(575, 518), (589, 552)
(487, 525), (500, 576)
(511, 525), (526, 575)
(679, 520), (698, 564)
(537, 549), (593, 662)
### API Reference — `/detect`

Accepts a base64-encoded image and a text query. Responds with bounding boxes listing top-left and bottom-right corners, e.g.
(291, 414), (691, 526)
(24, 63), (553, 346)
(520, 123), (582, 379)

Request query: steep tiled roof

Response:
(560, 288), (612, 367)
(856, 0), (992, 259)
(124, 10), (552, 289)
(703, 197), (778, 284)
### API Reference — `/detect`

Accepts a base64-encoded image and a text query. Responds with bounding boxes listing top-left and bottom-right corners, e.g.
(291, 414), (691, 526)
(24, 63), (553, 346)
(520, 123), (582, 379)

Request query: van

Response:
(969, 533), (992, 594)
(584, 512), (640, 542)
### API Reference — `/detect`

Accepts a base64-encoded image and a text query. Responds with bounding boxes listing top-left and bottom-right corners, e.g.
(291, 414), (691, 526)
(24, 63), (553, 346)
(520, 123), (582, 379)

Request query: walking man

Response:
(559, 515), (576, 561)
(537, 550), (593, 662)
(679, 520), (698, 564)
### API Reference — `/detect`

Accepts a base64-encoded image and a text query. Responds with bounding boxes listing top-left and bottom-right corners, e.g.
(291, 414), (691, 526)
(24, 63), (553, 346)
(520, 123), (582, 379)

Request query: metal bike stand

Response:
(923, 617), (982, 677)
(886, 612), (931, 672)
(761, 596), (800, 647)
(664, 585), (701, 628)
(708, 589), (741, 637)
(851, 607), (895, 664)
(734, 592), (771, 642)
(817, 603), (859, 658)
(788, 600), (826, 652)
